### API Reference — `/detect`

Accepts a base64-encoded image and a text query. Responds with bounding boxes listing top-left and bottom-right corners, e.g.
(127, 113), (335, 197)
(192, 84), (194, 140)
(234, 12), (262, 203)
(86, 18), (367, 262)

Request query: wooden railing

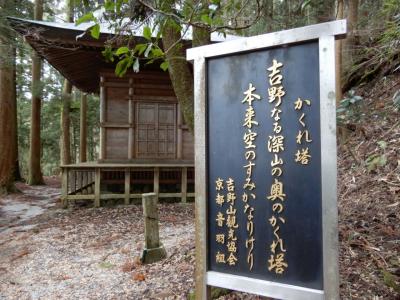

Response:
(61, 162), (195, 208)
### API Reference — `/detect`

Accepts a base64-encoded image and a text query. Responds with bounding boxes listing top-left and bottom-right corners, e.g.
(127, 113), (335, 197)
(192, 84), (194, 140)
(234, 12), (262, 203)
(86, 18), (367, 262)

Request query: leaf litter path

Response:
(0, 179), (196, 300)
(2, 73), (400, 300)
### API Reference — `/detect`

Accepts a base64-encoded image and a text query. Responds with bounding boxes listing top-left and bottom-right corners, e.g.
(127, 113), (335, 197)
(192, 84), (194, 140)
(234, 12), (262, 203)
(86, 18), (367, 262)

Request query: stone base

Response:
(141, 244), (167, 264)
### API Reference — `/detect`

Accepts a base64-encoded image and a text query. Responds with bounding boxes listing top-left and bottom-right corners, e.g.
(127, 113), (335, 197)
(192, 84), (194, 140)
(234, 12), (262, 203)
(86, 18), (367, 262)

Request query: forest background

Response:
(0, 0), (399, 192)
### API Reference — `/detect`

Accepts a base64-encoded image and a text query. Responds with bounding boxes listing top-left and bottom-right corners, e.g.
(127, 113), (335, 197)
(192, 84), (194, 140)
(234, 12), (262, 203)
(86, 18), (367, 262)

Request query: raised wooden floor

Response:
(61, 162), (195, 208)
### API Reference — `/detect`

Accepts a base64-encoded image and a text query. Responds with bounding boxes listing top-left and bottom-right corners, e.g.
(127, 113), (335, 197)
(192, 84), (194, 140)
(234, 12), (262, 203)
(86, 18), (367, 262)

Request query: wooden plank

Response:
(105, 128), (129, 159)
(77, 171), (82, 194)
(129, 79), (134, 159)
(182, 129), (195, 160)
(100, 194), (125, 200)
(132, 95), (177, 102)
(61, 162), (195, 168)
(106, 87), (130, 123)
(129, 78), (136, 159)
(68, 194), (95, 200)
(100, 76), (106, 160)
(103, 81), (130, 88)
(100, 70), (171, 80)
(71, 170), (76, 194)
(177, 104), (183, 159)
(124, 168), (131, 205)
(154, 167), (159, 195)
(132, 83), (173, 90)
(61, 168), (68, 208)
(79, 93), (87, 163)
(101, 122), (131, 128)
(159, 193), (181, 198)
(181, 167), (187, 203)
(83, 171), (88, 194)
(129, 193), (144, 198)
(94, 168), (101, 207)
(68, 193), (195, 200)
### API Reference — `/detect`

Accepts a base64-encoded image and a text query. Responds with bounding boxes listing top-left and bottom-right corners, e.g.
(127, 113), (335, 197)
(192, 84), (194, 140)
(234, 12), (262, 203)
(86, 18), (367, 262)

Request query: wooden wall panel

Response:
(105, 128), (129, 159)
(99, 70), (194, 162)
(106, 87), (129, 123)
(182, 130), (194, 160)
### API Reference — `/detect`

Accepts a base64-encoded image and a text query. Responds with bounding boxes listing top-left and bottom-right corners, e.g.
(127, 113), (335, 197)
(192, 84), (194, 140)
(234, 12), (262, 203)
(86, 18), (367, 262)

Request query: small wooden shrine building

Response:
(9, 17), (234, 207)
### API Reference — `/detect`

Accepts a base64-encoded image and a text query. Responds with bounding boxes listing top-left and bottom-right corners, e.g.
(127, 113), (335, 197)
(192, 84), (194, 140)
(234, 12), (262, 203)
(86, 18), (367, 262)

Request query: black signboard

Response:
(187, 20), (345, 300)
(207, 41), (323, 289)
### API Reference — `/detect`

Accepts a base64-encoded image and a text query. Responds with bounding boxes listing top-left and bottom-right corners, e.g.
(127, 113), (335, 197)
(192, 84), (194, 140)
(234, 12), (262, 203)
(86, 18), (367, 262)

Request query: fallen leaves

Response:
(121, 256), (141, 272)
(132, 272), (146, 281)
(10, 248), (30, 262)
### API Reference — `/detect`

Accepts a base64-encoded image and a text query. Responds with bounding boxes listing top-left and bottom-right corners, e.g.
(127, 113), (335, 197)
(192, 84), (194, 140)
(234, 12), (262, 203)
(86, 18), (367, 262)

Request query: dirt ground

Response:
(0, 76), (399, 300)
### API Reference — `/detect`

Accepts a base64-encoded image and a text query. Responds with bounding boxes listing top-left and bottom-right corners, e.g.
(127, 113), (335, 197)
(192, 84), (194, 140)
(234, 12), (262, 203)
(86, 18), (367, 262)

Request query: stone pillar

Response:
(141, 193), (167, 264)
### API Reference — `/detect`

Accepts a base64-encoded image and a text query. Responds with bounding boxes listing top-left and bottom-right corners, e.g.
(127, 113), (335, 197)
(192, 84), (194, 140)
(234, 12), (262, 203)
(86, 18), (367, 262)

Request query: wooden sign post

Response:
(187, 21), (346, 300)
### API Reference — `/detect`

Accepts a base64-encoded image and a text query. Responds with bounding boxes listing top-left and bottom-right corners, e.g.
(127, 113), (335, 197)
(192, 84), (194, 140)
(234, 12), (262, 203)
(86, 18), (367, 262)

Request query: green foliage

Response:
(98, 261), (115, 269)
(393, 90), (400, 110)
(337, 90), (364, 125)
(76, 0), (264, 74)
(345, 0), (400, 88)
(365, 141), (388, 172)
(76, 12), (95, 25)
(381, 269), (400, 293)
(142, 26), (152, 40)
(111, 42), (165, 76)
(160, 61), (169, 71)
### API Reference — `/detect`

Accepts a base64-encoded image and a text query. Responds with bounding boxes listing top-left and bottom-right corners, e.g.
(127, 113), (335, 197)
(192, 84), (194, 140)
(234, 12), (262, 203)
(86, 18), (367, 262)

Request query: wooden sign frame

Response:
(187, 20), (347, 300)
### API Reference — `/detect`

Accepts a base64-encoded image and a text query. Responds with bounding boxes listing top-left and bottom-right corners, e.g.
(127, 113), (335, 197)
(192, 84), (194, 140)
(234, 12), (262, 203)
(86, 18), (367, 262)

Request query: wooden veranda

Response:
(61, 162), (195, 207)
(9, 17), (218, 208)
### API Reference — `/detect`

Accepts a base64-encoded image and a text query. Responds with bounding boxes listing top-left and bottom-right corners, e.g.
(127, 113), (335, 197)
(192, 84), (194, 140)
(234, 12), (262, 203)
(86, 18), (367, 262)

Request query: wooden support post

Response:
(153, 167), (159, 195)
(177, 104), (183, 159)
(90, 171), (94, 194)
(141, 193), (166, 264)
(80, 93), (87, 163)
(99, 77), (106, 160)
(71, 170), (76, 194)
(77, 171), (82, 194)
(181, 167), (187, 203)
(83, 171), (88, 195)
(61, 168), (68, 208)
(128, 78), (134, 159)
(94, 167), (100, 207)
(124, 168), (131, 205)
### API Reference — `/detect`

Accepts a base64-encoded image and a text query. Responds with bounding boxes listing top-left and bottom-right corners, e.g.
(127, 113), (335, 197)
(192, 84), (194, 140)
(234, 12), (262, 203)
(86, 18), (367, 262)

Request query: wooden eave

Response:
(7, 17), (233, 94)
(7, 17), (170, 94)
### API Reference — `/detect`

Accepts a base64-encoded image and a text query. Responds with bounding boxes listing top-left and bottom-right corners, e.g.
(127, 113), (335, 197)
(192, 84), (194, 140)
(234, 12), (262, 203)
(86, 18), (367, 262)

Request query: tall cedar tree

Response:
(0, 0), (18, 194)
(28, 0), (44, 184)
(343, 0), (359, 66)
(60, 0), (73, 165)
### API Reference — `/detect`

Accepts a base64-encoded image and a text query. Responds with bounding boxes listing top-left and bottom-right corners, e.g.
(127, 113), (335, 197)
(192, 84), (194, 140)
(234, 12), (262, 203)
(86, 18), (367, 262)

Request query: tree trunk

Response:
(161, 0), (211, 132)
(12, 45), (22, 181)
(162, 23), (195, 131)
(265, 0), (274, 32)
(0, 24), (17, 194)
(60, 0), (74, 166)
(336, 0), (344, 104)
(284, 0), (291, 28)
(61, 80), (72, 165)
(343, 0), (359, 67)
(28, 0), (44, 185)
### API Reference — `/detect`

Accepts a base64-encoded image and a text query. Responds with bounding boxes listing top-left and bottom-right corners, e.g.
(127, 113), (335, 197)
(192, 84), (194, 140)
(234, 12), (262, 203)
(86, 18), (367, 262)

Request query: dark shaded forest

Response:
(0, 0), (399, 299)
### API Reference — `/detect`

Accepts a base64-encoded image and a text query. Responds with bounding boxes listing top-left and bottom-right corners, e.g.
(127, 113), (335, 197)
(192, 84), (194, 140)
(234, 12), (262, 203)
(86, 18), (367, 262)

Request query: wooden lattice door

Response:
(136, 103), (176, 159)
